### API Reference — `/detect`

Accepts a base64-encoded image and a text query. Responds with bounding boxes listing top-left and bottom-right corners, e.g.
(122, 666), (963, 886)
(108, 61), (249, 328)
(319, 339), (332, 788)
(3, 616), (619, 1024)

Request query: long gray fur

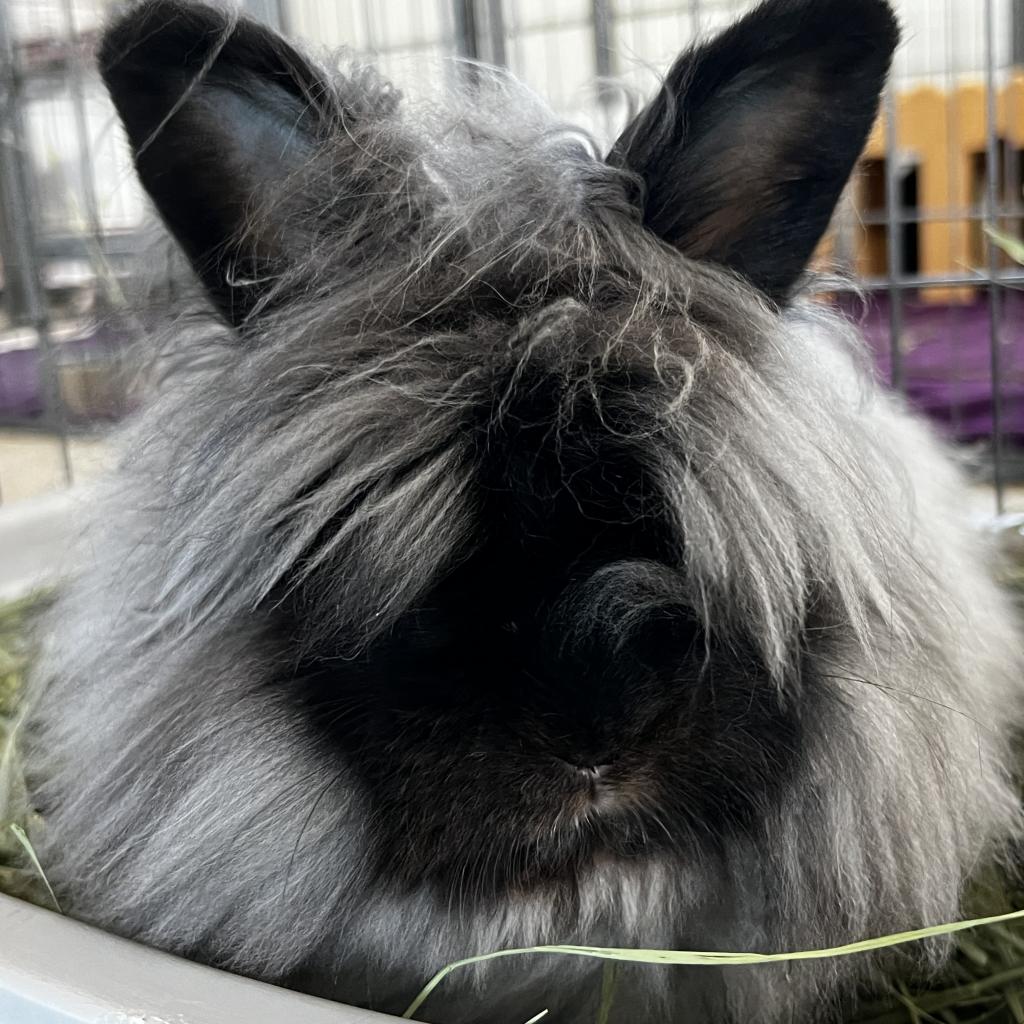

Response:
(20, 1), (1024, 1021)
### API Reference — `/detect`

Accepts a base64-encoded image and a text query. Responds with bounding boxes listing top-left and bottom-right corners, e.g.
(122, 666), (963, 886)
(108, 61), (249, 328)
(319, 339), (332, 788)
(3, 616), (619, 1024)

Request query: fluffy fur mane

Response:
(21, 2), (1024, 1022)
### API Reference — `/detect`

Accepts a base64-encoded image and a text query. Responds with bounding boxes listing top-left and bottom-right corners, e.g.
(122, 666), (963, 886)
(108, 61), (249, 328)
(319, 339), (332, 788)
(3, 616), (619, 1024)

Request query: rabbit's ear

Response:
(608, 0), (898, 303)
(99, 0), (341, 326)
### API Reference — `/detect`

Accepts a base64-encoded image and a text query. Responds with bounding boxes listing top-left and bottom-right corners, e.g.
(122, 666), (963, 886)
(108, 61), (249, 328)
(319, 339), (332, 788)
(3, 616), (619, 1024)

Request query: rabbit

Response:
(21, 0), (1024, 1021)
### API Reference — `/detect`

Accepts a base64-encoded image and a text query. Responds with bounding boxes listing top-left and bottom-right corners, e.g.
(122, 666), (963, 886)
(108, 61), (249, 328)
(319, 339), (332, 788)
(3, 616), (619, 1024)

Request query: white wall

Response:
(8, 0), (109, 41)
(892, 0), (1013, 83)
(610, 0), (1015, 100)
(284, 0), (454, 94)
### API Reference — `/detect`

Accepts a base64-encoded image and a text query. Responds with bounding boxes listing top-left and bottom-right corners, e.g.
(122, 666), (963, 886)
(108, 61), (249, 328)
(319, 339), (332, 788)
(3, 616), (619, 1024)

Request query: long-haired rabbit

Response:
(22, 0), (1024, 1021)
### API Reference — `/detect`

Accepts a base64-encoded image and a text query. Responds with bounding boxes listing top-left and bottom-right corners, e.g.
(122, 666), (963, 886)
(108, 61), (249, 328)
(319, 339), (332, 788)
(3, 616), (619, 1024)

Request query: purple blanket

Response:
(1, 297), (1022, 442)
(850, 291), (1024, 443)
(0, 322), (130, 423)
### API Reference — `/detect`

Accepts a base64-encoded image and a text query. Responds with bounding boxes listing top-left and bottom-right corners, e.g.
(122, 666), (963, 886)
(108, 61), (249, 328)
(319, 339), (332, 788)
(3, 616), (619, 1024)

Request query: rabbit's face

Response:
(294, 450), (808, 897)
(100, 0), (898, 905)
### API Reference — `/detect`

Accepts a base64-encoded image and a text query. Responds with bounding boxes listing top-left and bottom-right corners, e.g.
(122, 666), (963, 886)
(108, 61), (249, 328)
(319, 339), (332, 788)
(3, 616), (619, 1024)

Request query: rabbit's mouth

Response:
(559, 761), (643, 818)
(511, 758), (673, 869)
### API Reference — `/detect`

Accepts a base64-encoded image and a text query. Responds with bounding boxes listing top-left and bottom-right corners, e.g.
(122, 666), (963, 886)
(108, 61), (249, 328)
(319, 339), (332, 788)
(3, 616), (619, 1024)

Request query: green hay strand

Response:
(8, 822), (60, 914)
(984, 224), (1024, 265)
(403, 908), (1024, 1020)
(0, 590), (57, 912)
(595, 961), (618, 1024)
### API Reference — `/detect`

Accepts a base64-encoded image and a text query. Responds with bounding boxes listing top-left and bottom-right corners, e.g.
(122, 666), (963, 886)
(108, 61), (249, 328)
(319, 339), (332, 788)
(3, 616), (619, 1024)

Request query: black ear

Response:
(99, 0), (339, 325)
(608, 0), (898, 303)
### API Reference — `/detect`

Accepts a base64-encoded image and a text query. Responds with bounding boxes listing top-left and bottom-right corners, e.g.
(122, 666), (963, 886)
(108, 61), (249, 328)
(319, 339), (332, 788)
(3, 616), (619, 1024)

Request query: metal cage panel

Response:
(0, 0), (1020, 513)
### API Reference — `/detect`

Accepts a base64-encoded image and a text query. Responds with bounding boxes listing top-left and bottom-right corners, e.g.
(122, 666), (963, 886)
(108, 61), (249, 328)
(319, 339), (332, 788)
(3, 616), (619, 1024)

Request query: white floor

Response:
(0, 489), (83, 601)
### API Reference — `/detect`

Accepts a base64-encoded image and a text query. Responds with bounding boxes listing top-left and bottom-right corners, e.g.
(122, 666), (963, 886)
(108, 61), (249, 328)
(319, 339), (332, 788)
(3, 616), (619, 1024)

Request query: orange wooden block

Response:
(823, 76), (1024, 305)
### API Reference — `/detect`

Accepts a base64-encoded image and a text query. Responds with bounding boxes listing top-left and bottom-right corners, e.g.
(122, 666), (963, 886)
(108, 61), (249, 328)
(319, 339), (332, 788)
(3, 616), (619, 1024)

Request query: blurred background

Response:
(0, 0), (1021, 576)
